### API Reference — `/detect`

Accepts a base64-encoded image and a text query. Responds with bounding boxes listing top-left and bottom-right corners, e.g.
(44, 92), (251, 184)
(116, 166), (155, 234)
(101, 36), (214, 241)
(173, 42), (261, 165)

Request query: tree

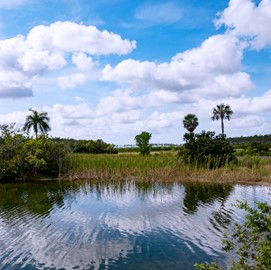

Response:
(179, 131), (236, 169)
(211, 104), (233, 137)
(183, 114), (199, 134)
(23, 109), (51, 138)
(135, 131), (152, 155)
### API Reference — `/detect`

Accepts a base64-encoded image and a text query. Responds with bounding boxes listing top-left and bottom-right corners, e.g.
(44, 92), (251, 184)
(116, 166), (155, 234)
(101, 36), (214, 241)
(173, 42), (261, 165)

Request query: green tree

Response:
(0, 125), (70, 181)
(23, 109), (51, 138)
(211, 104), (233, 137)
(195, 201), (271, 270)
(183, 114), (199, 134)
(135, 131), (152, 155)
(179, 131), (236, 169)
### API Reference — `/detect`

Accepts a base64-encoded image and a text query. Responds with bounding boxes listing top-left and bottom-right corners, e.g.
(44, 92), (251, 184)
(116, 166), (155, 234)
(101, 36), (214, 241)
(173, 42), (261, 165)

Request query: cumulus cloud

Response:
(0, 21), (136, 98)
(58, 73), (88, 89)
(135, 2), (183, 25)
(27, 21), (136, 55)
(102, 34), (253, 99)
(96, 89), (144, 115)
(230, 115), (266, 128)
(215, 0), (271, 49)
(72, 53), (96, 71)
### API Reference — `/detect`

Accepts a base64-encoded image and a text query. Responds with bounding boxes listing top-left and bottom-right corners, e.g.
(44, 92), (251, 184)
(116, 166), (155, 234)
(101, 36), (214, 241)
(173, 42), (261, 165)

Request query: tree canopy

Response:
(135, 131), (152, 155)
(183, 114), (199, 134)
(211, 104), (233, 137)
(23, 109), (51, 138)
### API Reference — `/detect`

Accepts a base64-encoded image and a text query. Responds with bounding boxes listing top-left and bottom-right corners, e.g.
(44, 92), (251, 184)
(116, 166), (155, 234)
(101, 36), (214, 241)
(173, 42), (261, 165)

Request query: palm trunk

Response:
(221, 118), (224, 136)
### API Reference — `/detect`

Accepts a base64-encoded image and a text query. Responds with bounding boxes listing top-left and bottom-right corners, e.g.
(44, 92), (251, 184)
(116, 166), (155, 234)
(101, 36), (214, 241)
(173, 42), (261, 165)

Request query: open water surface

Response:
(0, 181), (270, 269)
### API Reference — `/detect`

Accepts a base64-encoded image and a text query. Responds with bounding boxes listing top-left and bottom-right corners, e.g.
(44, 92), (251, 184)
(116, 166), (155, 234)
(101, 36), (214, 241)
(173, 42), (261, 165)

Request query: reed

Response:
(60, 153), (271, 184)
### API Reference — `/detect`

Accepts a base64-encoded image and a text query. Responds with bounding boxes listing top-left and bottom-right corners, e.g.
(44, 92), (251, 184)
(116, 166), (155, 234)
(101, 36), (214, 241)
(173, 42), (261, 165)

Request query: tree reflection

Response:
(183, 183), (233, 214)
(0, 181), (80, 220)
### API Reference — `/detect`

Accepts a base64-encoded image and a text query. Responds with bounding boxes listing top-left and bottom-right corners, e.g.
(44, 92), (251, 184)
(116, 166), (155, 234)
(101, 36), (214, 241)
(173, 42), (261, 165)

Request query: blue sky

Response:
(0, 0), (271, 144)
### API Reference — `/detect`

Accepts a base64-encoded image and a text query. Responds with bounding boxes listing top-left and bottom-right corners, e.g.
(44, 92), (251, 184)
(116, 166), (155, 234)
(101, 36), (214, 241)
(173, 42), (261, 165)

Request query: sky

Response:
(0, 0), (271, 145)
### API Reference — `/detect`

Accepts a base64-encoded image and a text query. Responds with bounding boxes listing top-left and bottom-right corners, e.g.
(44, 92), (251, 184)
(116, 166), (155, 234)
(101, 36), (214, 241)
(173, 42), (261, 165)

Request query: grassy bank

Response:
(60, 153), (271, 184)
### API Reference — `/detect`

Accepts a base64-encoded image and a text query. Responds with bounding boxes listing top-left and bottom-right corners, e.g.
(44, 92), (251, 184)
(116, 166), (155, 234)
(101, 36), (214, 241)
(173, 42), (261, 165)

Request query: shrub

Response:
(179, 131), (237, 168)
(0, 125), (70, 181)
(240, 142), (271, 156)
(195, 201), (271, 270)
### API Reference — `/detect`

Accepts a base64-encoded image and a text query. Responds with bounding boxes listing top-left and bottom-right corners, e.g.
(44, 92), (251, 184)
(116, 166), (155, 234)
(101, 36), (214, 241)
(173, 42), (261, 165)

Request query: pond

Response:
(0, 181), (270, 270)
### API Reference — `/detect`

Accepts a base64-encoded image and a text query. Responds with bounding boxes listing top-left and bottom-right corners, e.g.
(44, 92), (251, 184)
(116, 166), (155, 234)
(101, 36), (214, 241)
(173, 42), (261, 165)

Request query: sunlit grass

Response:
(60, 153), (271, 184)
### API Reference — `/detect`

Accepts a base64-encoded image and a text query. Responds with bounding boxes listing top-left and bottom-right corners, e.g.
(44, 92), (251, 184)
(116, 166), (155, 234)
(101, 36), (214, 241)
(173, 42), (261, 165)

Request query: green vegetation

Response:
(0, 124), (69, 181)
(229, 134), (271, 145)
(1, 104), (271, 183)
(60, 151), (271, 183)
(179, 131), (237, 169)
(237, 142), (271, 156)
(53, 138), (118, 154)
(23, 108), (51, 139)
(183, 114), (199, 134)
(195, 201), (271, 270)
(135, 131), (152, 155)
(211, 104), (233, 137)
(62, 152), (176, 181)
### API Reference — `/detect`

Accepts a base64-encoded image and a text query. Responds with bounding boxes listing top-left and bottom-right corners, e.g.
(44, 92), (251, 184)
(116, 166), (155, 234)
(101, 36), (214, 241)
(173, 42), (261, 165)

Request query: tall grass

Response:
(60, 153), (271, 183)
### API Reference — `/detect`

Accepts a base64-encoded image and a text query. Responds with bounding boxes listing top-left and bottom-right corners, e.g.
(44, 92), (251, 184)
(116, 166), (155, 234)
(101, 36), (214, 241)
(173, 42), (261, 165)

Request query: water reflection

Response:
(0, 181), (270, 269)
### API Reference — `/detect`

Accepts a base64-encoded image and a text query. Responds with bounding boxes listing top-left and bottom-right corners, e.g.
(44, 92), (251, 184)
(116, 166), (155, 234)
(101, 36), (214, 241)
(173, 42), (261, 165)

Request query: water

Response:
(0, 181), (270, 270)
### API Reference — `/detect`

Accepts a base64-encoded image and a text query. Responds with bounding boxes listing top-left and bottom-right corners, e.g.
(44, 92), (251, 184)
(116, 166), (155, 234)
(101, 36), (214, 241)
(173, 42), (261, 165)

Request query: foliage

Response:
(53, 138), (118, 154)
(239, 142), (271, 156)
(135, 131), (152, 155)
(183, 114), (199, 134)
(228, 134), (271, 146)
(211, 104), (233, 136)
(23, 108), (51, 138)
(179, 131), (237, 168)
(195, 201), (271, 270)
(0, 125), (70, 181)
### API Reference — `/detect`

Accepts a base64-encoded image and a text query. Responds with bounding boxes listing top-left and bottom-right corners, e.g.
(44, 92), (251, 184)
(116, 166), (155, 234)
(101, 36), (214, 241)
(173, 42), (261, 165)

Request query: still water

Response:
(0, 181), (270, 270)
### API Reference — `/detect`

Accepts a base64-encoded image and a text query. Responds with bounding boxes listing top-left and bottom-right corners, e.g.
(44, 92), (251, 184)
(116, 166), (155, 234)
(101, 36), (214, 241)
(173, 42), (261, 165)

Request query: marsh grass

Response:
(60, 153), (271, 184)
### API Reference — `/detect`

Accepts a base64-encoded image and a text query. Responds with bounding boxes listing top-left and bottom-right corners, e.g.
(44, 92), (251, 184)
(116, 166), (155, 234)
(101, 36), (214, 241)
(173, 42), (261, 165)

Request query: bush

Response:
(239, 142), (271, 156)
(195, 201), (271, 270)
(72, 139), (118, 154)
(179, 131), (237, 168)
(0, 125), (70, 181)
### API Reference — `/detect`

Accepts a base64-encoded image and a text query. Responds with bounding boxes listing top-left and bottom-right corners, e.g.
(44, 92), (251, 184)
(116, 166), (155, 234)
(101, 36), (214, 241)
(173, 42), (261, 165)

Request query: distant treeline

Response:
(52, 138), (181, 153)
(228, 134), (271, 146)
(53, 138), (118, 154)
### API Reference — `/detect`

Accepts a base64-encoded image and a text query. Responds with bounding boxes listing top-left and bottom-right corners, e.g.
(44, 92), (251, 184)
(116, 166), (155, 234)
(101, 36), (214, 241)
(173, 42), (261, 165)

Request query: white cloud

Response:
(230, 115), (266, 128)
(72, 52), (96, 71)
(96, 89), (144, 115)
(27, 21), (136, 55)
(135, 2), (182, 25)
(57, 73), (88, 89)
(75, 96), (87, 102)
(102, 34), (253, 99)
(0, 21), (136, 98)
(215, 0), (271, 50)
(1, 83), (271, 142)
(0, 0), (28, 9)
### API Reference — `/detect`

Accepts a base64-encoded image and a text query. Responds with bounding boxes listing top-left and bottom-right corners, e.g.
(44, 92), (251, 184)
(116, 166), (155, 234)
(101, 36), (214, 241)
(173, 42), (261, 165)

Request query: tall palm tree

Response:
(211, 104), (233, 137)
(23, 109), (51, 138)
(183, 114), (199, 134)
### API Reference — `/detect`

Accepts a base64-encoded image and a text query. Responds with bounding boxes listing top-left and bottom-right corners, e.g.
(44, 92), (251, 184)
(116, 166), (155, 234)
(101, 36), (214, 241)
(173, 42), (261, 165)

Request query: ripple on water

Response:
(0, 182), (270, 269)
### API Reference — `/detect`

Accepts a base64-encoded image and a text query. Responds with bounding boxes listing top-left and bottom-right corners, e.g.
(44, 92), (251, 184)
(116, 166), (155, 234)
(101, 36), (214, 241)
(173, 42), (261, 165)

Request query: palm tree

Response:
(211, 104), (233, 137)
(23, 109), (51, 138)
(183, 114), (199, 134)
